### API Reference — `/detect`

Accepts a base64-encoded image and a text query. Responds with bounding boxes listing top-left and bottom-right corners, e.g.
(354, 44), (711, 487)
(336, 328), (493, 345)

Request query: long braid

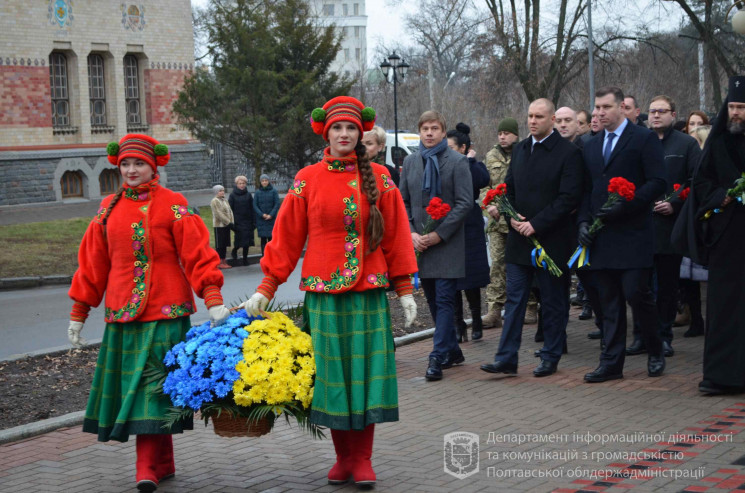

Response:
(102, 186), (125, 238)
(355, 142), (384, 253)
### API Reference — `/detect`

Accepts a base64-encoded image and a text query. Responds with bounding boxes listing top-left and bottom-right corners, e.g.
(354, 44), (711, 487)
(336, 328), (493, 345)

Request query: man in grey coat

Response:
(400, 110), (473, 381)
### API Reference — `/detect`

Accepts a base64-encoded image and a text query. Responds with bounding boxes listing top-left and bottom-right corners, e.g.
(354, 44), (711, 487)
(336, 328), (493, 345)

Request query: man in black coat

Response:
(626, 95), (701, 357)
(578, 86), (667, 382)
(480, 98), (584, 377)
(683, 76), (745, 395)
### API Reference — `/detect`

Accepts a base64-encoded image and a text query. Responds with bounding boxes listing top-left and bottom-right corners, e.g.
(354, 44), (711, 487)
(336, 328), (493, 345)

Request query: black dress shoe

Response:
(533, 359), (557, 377)
(534, 349), (542, 358)
(647, 355), (665, 377)
(662, 341), (674, 357)
(587, 330), (602, 339)
(425, 357), (443, 381)
(570, 295), (582, 307)
(441, 348), (465, 369)
(698, 380), (745, 395)
(471, 326), (483, 341)
(626, 339), (647, 355)
(584, 366), (623, 383)
(578, 306), (593, 320)
(480, 361), (517, 374)
(684, 325), (705, 338)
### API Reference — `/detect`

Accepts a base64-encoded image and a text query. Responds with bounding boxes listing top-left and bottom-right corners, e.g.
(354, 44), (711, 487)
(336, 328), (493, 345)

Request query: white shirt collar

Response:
(605, 118), (629, 139)
(531, 129), (554, 147)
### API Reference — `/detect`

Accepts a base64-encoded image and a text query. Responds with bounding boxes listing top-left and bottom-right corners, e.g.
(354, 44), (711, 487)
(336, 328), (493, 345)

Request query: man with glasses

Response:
(626, 96), (701, 359)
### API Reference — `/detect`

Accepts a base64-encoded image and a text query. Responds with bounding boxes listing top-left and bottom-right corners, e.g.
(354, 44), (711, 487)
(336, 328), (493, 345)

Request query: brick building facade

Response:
(0, 0), (212, 206)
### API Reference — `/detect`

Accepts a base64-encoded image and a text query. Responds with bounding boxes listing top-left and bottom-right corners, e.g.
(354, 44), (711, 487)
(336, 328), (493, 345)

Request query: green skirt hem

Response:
(310, 408), (398, 431)
(83, 417), (193, 443)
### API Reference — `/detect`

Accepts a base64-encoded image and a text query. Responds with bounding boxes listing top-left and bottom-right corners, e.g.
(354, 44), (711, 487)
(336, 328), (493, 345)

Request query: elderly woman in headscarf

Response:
(210, 184), (234, 269)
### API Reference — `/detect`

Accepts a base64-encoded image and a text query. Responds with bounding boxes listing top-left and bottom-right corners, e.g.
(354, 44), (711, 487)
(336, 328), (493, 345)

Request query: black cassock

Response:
(686, 119), (745, 387)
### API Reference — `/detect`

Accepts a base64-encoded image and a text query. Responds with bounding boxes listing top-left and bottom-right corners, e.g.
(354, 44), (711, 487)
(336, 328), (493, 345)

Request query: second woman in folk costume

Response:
(242, 96), (418, 486)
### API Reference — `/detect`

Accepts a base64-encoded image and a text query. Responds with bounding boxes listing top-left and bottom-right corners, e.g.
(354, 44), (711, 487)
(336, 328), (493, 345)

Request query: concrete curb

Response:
(0, 411), (85, 445)
(0, 326), (438, 445)
(0, 275), (73, 291)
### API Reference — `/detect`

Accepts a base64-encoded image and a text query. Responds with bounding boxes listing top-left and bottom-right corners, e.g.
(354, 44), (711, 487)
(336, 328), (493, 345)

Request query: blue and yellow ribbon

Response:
(531, 247), (549, 270)
(568, 244), (591, 269)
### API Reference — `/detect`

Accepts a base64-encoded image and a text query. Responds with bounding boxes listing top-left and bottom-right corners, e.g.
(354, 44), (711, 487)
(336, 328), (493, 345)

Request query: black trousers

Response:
(595, 268), (662, 372)
(260, 236), (271, 255)
(655, 254), (682, 343)
(576, 270), (603, 332)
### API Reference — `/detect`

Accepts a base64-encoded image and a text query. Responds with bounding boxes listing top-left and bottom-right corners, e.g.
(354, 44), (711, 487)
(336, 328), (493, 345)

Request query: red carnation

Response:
(495, 183), (507, 195)
(608, 177), (635, 201)
(425, 197), (450, 220)
(673, 183), (681, 192)
(680, 187), (690, 201)
(482, 188), (499, 209)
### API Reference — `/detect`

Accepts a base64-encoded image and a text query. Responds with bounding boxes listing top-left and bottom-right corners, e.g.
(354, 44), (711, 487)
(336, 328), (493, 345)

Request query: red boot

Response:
(350, 424), (376, 486)
(135, 435), (160, 492)
(156, 435), (175, 482)
(327, 429), (352, 484)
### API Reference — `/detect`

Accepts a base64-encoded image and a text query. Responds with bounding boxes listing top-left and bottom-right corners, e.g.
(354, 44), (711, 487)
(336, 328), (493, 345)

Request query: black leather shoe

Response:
(471, 326), (483, 341)
(698, 380), (745, 395)
(684, 325), (705, 338)
(480, 361), (517, 375)
(534, 349), (542, 358)
(584, 366), (623, 383)
(534, 329), (544, 343)
(425, 357), (443, 381)
(570, 295), (582, 307)
(587, 329), (602, 339)
(647, 355), (665, 377)
(578, 306), (593, 320)
(533, 359), (557, 377)
(441, 348), (465, 369)
(662, 341), (674, 357)
(626, 339), (647, 355)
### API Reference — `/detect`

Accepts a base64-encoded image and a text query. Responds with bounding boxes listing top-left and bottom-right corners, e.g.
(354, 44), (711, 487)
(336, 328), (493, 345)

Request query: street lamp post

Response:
(379, 52), (409, 166)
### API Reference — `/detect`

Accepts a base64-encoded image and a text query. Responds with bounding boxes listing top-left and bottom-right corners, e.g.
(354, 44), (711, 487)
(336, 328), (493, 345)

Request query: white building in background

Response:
(310, 0), (367, 77)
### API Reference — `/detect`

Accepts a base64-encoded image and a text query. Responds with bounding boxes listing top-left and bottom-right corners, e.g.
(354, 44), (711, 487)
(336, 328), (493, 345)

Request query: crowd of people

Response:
(64, 78), (745, 490)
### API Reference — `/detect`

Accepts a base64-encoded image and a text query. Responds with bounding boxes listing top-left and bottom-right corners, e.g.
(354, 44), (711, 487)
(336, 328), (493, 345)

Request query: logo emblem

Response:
(122, 4), (146, 31)
(49, 0), (73, 28)
(444, 432), (479, 479)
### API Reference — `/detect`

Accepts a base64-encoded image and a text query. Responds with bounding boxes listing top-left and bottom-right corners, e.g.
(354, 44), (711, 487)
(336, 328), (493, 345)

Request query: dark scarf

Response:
(420, 138), (448, 199)
(232, 186), (247, 195)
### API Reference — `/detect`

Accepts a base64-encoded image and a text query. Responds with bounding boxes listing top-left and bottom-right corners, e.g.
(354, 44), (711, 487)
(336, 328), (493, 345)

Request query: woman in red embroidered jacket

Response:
(66, 134), (232, 493)
(242, 96), (418, 487)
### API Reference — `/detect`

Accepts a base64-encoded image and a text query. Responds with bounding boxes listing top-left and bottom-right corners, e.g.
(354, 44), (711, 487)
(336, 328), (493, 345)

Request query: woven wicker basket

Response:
(211, 412), (272, 438)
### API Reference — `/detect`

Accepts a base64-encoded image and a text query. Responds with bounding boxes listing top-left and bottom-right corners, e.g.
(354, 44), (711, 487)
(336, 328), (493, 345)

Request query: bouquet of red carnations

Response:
(482, 183), (563, 277)
(568, 177), (635, 268)
(416, 197), (451, 259)
(661, 183), (690, 202)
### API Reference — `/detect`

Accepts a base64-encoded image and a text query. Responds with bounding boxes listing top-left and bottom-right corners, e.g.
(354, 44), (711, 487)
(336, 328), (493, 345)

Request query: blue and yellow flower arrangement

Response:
(160, 309), (323, 438)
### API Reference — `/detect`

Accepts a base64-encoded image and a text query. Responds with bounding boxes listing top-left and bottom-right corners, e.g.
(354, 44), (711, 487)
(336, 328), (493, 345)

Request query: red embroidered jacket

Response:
(69, 178), (224, 323)
(257, 150), (417, 298)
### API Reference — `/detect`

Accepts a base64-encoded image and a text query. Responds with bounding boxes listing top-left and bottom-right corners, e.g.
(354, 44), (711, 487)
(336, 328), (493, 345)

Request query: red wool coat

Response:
(69, 178), (224, 323)
(257, 150), (417, 298)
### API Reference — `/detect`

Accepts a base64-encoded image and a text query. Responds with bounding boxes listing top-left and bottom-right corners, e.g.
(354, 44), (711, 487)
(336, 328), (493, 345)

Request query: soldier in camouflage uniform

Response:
(481, 118), (538, 328)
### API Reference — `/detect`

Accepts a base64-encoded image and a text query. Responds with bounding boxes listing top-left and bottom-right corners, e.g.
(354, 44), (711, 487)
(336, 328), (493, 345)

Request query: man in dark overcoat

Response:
(578, 86), (667, 382)
(480, 98), (584, 377)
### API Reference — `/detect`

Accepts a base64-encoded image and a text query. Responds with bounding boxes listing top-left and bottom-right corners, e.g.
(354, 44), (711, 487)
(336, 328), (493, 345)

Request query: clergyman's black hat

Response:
(728, 76), (745, 103)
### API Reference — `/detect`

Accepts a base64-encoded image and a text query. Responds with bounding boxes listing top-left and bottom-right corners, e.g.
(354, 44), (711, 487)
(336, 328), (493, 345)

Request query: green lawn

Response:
(0, 207), (262, 278)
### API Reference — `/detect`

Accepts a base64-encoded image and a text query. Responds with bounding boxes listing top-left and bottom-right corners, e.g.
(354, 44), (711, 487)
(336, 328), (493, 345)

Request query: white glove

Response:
(68, 321), (86, 347)
(400, 294), (417, 328)
(208, 305), (232, 327)
(241, 292), (270, 317)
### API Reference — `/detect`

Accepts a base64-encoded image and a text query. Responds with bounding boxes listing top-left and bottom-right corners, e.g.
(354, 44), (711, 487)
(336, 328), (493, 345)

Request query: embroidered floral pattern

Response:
(381, 174), (393, 189)
(289, 179), (307, 196)
(105, 219), (149, 322)
(94, 206), (107, 224)
(171, 204), (198, 220)
(327, 159), (356, 172)
(366, 272), (389, 287)
(348, 179), (358, 188)
(124, 188), (152, 201)
(323, 149), (356, 173)
(161, 301), (195, 319)
(301, 194), (360, 292)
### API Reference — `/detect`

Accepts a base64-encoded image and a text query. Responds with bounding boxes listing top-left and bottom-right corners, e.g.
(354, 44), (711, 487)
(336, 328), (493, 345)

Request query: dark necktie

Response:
(603, 132), (616, 164)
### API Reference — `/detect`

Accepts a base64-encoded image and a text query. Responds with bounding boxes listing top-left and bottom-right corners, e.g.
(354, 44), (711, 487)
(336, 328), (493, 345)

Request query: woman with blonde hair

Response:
(362, 125), (399, 186)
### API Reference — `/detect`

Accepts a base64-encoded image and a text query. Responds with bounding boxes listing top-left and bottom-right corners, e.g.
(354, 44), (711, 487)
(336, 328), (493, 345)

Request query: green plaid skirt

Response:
(304, 289), (399, 431)
(82, 317), (193, 442)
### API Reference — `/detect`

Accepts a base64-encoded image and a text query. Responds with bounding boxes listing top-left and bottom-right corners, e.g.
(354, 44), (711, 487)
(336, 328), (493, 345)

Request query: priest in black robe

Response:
(675, 75), (745, 395)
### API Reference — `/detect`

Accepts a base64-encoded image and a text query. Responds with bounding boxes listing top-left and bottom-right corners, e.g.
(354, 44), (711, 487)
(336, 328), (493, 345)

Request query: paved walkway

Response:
(1, 309), (744, 492)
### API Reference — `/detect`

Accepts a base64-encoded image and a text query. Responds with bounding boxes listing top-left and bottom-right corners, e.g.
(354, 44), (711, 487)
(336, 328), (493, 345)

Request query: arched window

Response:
(124, 55), (141, 124)
(61, 171), (83, 198)
(99, 169), (120, 195)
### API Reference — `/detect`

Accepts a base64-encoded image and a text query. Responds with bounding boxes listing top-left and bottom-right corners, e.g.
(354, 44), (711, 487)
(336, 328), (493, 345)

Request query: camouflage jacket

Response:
(482, 144), (512, 233)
